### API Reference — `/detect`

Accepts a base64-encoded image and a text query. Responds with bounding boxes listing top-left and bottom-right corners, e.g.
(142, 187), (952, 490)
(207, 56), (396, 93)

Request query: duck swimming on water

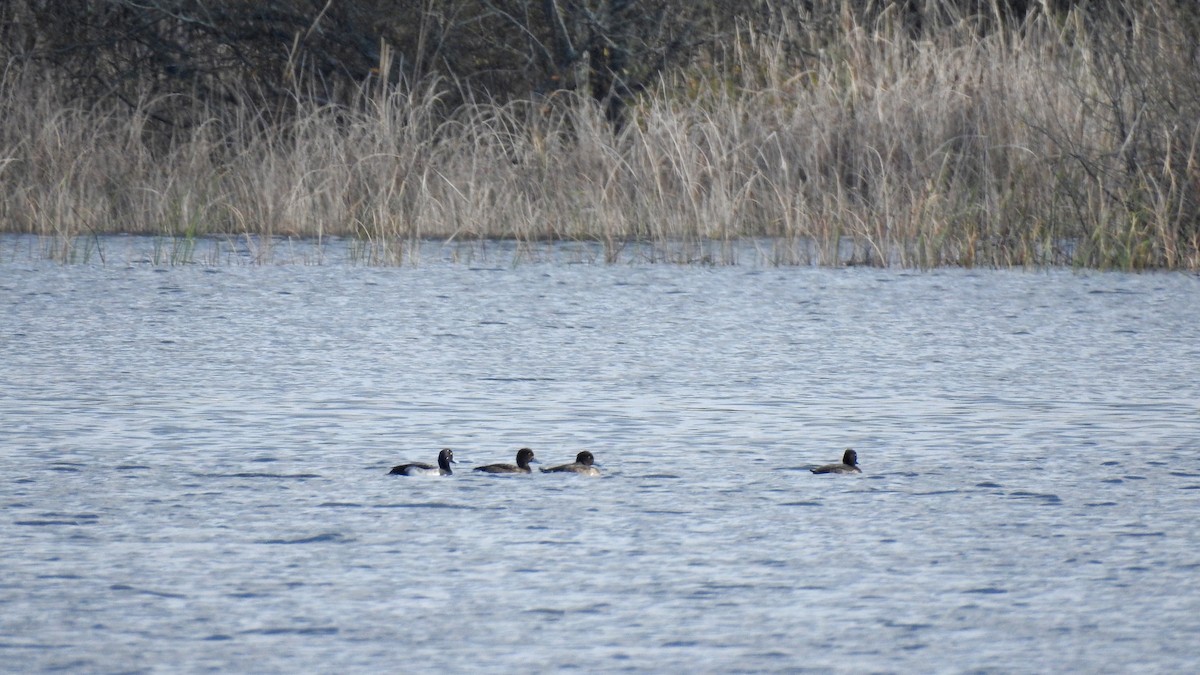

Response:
(541, 450), (600, 476)
(810, 449), (861, 474)
(474, 448), (538, 474)
(389, 448), (457, 476)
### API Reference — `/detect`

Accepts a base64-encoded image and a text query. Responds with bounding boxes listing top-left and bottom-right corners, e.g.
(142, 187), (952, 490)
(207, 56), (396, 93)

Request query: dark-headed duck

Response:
(474, 448), (538, 474)
(541, 450), (600, 476)
(810, 448), (861, 474)
(389, 448), (456, 476)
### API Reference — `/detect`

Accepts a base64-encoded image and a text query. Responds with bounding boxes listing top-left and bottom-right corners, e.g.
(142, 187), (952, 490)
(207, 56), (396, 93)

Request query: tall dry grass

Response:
(1, 0), (1197, 267)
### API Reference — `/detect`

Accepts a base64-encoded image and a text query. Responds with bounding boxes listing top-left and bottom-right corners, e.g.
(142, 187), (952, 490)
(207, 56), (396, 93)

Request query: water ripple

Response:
(257, 533), (353, 545)
(3, 254), (1200, 673)
(375, 502), (479, 510)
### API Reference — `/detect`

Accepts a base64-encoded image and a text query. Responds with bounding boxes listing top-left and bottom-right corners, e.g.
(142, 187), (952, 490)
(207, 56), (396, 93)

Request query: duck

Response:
(541, 450), (600, 476)
(810, 448), (861, 474)
(388, 448), (456, 476)
(474, 448), (538, 474)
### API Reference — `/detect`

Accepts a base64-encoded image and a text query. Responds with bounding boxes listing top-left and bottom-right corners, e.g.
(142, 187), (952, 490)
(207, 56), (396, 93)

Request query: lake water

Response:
(2, 236), (1200, 673)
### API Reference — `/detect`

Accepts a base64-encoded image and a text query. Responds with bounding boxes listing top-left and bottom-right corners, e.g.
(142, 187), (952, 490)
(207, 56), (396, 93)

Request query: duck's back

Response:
(810, 463), (860, 474)
(390, 462), (445, 476)
(475, 463), (528, 474)
(542, 463), (600, 476)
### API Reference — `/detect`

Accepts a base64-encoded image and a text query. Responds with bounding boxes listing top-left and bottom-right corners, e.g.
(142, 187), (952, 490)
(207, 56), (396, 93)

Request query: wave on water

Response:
(375, 502), (478, 510)
(257, 532), (353, 545)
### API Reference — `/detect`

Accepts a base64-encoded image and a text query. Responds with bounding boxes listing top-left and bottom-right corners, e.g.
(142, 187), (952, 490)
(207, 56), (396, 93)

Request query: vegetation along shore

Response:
(1, 1), (1197, 268)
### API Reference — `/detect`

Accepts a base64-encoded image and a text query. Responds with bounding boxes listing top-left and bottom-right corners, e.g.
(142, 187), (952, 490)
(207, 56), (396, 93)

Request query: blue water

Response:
(2, 238), (1200, 672)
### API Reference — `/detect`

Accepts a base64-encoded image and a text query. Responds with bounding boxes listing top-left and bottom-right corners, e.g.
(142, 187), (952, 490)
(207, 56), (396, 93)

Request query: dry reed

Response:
(1, 1), (1197, 268)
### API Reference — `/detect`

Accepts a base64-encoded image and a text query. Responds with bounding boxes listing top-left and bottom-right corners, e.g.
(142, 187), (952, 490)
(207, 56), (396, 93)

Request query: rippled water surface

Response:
(3, 239), (1200, 672)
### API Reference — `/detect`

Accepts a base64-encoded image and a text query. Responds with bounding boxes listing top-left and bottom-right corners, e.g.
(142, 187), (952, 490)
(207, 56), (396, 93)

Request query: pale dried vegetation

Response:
(2, 1), (1198, 268)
